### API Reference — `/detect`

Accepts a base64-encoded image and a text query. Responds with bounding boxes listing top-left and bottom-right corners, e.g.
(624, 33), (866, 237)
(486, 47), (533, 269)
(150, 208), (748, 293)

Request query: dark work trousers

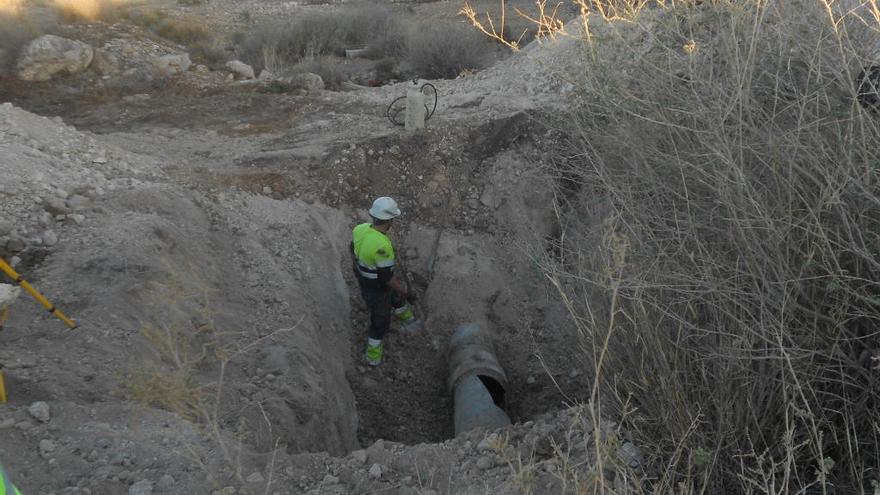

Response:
(360, 286), (406, 340)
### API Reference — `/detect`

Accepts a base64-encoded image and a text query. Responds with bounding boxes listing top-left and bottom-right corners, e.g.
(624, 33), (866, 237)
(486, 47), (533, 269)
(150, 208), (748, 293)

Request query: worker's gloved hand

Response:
(406, 292), (419, 304)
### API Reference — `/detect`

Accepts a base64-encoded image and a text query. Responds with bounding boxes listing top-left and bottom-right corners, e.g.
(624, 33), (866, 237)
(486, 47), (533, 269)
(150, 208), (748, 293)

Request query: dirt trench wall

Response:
(0, 178), (360, 491)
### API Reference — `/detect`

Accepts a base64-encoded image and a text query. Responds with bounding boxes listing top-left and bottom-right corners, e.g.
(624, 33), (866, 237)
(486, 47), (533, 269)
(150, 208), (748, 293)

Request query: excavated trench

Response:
(4, 87), (590, 458)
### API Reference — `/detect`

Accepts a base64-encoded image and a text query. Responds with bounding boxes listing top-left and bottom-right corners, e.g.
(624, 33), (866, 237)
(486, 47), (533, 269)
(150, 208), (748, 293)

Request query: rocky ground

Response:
(0, 1), (638, 494)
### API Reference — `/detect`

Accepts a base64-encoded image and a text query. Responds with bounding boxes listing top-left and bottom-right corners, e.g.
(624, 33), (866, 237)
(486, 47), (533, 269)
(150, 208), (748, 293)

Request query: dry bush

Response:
(236, 14), (344, 73)
(406, 21), (492, 79)
(294, 55), (357, 90)
(539, 0), (880, 492)
(124, 8), (224, 65)
(237, 4), (405, 73)
(152, 16), (212, 45)
(361, 7), (408, 60)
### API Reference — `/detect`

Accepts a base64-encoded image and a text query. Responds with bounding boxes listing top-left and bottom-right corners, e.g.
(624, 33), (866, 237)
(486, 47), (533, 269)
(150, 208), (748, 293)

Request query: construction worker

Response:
(351, 197), (422, 366)
(0, 462), (22, 494)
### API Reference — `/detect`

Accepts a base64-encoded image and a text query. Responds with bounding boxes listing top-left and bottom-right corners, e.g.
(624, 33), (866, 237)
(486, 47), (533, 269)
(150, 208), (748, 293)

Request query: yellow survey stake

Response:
(0, 258), (77, 329)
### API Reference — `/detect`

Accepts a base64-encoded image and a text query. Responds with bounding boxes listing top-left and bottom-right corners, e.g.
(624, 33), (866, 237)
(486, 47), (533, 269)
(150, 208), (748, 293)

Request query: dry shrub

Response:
(406, 21), (492, 79)
(237, 3), (406, 73)
(236, 14), (344, 73)
(541, 0), (880, 492)
(294, 55), (357, 90)
(124, 8), (222, 64)
(188, 39), (228, 68)
(152, 15), (212, 45)
(361, 7), (408, 60)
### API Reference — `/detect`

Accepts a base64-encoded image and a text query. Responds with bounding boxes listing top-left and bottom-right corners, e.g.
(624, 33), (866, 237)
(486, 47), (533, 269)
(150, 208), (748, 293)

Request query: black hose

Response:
(386, 83), (439, 126)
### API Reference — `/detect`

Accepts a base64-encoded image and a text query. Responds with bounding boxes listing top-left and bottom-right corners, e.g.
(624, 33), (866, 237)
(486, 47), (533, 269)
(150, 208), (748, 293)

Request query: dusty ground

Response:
(0, 1), (616, 493)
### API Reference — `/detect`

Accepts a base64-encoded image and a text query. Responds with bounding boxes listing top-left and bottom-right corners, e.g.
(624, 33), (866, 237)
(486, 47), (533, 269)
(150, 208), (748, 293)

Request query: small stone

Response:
(477, 433), (499, 452)
(618, 441), (643, 469)
(95, 437), (112, 449)
(0, 418), (15, 429)
(351, 449), (367, 465)
(526, 375), (536, 384)
(262, 186), (272, 195)
(322, 474), (339, 484)
(39, 439), (56, 456)
(246, 472), (265, 483)
(28, 401), (51, 422)
(128, 480), (153, 495)
(225, 60), (255, 80)
(0, 221), (12, 236)
(92, 157), (108, 164)
(568, 368), (581, 379)
(87, 450), (99, 462)
(67, 195), (90, 210)
(362, 377), (378, 388)
(156, 474), (175, 491)
(5, 238), (24, 253)
(368, 463), (382, 479)
(38, 212), (52, 226)
(42, 230), (58, 246)
(44, 197), (69, 215)
(69, 214), (86, 224)
(475, 456), (493, 470)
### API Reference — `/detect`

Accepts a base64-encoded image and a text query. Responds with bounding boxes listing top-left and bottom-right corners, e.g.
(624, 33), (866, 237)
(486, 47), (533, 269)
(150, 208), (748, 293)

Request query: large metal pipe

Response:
(448, 322), (510, 436)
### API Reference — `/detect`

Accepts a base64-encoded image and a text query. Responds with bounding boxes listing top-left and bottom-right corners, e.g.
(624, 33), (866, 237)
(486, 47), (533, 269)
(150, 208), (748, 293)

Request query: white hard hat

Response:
(369, 197), (401, 220)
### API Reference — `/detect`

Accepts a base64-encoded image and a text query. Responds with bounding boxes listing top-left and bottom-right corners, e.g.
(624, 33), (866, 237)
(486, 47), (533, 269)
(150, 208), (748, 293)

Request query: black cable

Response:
(386, 83), (439, 126)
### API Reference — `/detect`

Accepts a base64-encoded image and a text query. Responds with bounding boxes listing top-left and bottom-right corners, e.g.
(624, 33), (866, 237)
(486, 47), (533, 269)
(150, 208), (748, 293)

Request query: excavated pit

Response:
(1, 84), (590, 464)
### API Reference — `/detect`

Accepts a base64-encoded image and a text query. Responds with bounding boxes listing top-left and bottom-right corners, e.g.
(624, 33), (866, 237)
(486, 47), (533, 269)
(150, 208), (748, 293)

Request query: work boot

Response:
(394, 304), (422, 333)
(365, 338), (383, 366)
(401, 318), (423, 333)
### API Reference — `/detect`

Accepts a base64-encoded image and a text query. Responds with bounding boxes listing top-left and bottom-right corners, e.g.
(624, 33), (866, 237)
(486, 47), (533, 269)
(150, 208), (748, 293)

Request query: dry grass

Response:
(294, 55), (360, 90)
(123, 269), (297, 489)
(123, 8), (226, 65)
(237, 4), (406, 74)
(523, 0), (880, 492)
(407, 20), (493, 79)
(151, 15), (211, 45)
